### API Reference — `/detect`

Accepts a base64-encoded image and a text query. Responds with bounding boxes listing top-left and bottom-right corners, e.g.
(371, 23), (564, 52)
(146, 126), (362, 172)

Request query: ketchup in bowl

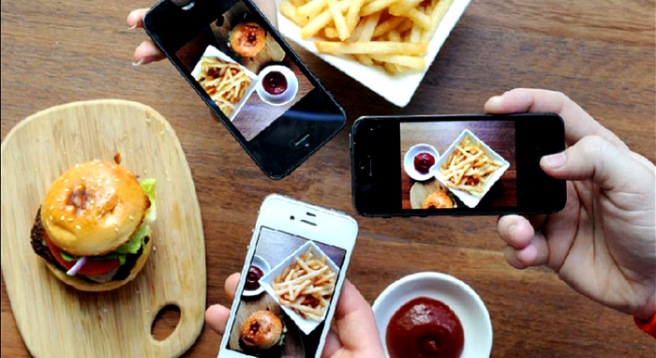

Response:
(386, 297), (464, 358)
(262, 71), (288, 95)
(414, 153), (436, 174)
(245, 265), (264, 291)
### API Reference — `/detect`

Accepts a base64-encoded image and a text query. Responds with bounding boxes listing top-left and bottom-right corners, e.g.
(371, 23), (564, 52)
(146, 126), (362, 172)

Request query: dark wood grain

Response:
(1, 0), (654, 357)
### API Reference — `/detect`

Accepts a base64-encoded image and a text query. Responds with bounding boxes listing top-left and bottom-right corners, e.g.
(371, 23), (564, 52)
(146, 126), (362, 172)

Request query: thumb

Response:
(540, 135), (649, 192)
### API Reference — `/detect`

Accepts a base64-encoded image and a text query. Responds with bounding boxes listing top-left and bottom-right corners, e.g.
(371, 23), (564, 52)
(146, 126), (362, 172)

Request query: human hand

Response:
(126, 0), (277, 66)
(126, 9), (165, 66)
(206, 273), (385, 358)
(486, 88), (656, 320)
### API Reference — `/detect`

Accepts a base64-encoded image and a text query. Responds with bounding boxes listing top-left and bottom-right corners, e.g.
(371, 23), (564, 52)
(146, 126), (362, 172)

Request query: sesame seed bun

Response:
(40, 160), (149, 257)
(44, 235), (153, 292)
(240, 310), (284, 350)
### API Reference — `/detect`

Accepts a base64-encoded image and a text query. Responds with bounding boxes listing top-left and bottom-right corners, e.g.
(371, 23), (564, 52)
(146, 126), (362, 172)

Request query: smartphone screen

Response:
(351, 114), (567, 216)
(227, 226), (346, 357)
(224, 226), (347, 357)
(144, 0), (345, 179)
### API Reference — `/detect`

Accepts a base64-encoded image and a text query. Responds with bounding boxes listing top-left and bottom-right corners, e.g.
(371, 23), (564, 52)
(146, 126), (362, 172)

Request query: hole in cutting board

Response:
(151, 304), (181, 341)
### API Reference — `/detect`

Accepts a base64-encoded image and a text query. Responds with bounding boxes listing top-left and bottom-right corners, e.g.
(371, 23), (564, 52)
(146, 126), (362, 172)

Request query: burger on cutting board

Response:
(30, 160), (157, 292)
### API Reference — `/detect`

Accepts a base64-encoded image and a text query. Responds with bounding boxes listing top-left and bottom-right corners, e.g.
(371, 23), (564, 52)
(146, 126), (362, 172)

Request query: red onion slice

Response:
(66, 257), (88, 276)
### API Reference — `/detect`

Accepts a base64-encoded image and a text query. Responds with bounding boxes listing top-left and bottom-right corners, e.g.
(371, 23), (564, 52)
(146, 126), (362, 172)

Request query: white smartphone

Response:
(218, 195), (359, 358)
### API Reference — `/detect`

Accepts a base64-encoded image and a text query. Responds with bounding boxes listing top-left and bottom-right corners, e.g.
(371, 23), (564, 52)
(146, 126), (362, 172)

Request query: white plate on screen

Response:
(190, 45), (260, 121)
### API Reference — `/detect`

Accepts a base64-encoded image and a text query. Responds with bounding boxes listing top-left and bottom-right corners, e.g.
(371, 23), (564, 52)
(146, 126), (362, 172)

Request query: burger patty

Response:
(30, 209), (146, 282)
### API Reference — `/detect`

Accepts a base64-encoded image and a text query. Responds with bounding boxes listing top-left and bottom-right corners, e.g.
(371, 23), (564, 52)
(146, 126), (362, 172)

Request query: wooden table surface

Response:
(2, 0), (654, 357)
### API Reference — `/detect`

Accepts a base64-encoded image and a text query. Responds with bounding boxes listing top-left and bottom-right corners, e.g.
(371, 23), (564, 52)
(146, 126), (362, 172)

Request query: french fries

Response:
(315, 41), (428, 55)
(272, 249), (337, 322)
(439, 135), (504, 198)
(280, 0), (455, 74)
(195, 57), (252, 117)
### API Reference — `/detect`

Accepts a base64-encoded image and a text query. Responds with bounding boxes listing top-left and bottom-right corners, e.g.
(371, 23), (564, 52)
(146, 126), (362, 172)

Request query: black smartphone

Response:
(143, 0), (346, 179)
(351, 114), (567, 217)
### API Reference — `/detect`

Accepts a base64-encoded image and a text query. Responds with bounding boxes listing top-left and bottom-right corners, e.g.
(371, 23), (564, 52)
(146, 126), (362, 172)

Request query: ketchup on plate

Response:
(245, 266), (264, 291)
(414, 153), (436, 174)
(386, 297), (464, 358)
(262, 71), (288, 95)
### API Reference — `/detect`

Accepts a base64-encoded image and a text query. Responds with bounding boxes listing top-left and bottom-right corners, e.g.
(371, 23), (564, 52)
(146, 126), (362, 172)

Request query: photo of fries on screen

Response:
(227, 228), (346, 357)
(176, 0), (316, 142)
(440, 134), (504, 198)
(280, 0), (455, 74)
(401, 121), (516, 210)
(195, 56), (253, 118)
(272, 249), (336, 322)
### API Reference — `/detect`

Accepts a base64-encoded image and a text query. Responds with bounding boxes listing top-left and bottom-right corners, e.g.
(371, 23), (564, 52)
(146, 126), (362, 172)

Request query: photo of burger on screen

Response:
(177, 1), (314, 142)
(30, 160), (157, 292)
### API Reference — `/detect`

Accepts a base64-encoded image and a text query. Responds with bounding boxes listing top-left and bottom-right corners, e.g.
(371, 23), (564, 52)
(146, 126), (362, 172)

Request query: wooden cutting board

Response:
(409, 179), (451, 209)
(1, 100), (206, 358)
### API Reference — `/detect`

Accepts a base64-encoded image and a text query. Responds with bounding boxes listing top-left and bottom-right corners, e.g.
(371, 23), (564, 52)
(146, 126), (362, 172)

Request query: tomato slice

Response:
(44, 232), (120, 276)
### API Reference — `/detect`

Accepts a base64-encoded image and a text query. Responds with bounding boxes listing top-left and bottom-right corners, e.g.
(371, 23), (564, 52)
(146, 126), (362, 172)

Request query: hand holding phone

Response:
(207, 274), (385, 358)
(142, 0), (346, 179)
(487, 89), (656, 321)
(351, 113), (567, 216)
(217, 195), (367, 358)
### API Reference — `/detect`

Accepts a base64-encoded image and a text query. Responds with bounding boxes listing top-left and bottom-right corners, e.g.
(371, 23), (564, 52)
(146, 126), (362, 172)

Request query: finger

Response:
(484, 88), (627, 149)
(225, 273), (240, 301)
(541, 135), (653, 192)
(332, 280), (385, 355)
(205, 304), (231, 335)
(497, 215), (535, 249)
(540, 184), (581, 272)
(133, 40), (166, 66)
(321, 329), (342, 358)
(514, 233), (550, 267)
(503, 232), (549, 269)
(133, 40), (165, 65)
(127, 9), (149, 29)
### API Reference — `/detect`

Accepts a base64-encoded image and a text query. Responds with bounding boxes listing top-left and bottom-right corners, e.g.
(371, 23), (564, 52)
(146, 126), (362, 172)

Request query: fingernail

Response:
(132, 58), (145, 67)
(128, 23), (137, 30)
(543, 152), (566, 169)
(508, 224), (517, 238)
(486, 95), (504, 109)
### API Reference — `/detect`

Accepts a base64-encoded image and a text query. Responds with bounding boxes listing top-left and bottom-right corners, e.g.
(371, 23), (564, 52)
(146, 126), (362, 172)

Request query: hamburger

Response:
(230, 22), (266, 58)
(240, 310), (285, 351)
(30, 160), (156, 292)
(422, 191), (455, 209)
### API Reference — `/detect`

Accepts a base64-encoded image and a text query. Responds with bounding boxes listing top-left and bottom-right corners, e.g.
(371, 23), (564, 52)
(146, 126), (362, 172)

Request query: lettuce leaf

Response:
(141, 178), (157, 226)
(115, 226), (151, 254)
(61, 251), (127, 266)
(60, 179), (157, 265)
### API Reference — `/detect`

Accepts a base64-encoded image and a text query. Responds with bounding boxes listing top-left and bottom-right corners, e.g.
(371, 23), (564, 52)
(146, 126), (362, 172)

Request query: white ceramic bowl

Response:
(404, 144), (440, 181)
(372, 272), (493, 358)
(242, 255), (271, 297)
(256, 65), (299, 106)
